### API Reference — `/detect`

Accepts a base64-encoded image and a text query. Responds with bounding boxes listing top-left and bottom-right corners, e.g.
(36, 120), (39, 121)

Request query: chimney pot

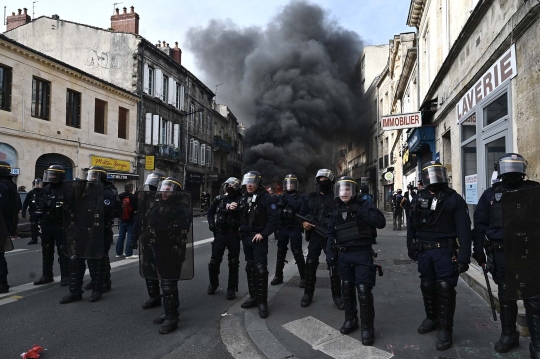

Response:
(130, 6), (134, 13)
(175, 42), (179, 48)
(110, 5), (139, 34)
(115, 8), (119, 15)
(51, 14), (60, 20)
(18, 9), (22, 15)
(123, 7), (127, 14)
(7, 8), (32, 31)
(23, 8), (28, 14)
(11, 12), (15, 16)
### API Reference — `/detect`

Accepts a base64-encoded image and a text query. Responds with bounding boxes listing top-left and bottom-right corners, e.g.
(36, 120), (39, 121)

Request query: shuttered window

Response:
(94, 99), (107, 134)
(118, 107), (128, 139)
(31, 77), (50, 120)
(66, 89), (81, 128)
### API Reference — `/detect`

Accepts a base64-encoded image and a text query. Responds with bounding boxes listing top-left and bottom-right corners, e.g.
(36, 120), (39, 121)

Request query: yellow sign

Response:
(91, 156), (131, 172)
(145, 156), (155, 170)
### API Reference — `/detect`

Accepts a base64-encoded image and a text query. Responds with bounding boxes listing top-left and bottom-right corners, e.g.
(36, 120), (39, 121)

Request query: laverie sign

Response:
(381, 112), (421, 131)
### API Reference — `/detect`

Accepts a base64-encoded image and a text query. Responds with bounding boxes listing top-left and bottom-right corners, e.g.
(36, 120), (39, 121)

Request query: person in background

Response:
(116, 183), (138, 259)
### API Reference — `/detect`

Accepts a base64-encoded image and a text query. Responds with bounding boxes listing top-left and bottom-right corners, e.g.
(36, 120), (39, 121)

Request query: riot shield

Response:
(0, 214), (14, 252)
(137, 191), (194, 281)
(63, 180), (104, 259)
(503, 186), (540, 300)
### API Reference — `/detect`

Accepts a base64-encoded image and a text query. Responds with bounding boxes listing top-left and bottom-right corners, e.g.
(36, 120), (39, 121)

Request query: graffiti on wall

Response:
(85, 50), (121, 69)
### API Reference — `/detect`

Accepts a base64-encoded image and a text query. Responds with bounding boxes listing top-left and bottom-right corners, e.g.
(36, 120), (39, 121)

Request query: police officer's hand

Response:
(348, 204), (360, 213)
(326, 256), (336, 267)
(209, 223), (216, 232)
(457, 262), (469, 273)
(302, 221), (315, 231)
(130, 241), (138, 250)
(229, 202), (238, 210)
(252, 233), (263, 243)
(472, 251), (487, 266)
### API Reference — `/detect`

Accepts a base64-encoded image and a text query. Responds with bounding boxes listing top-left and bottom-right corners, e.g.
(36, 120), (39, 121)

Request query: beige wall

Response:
(361, 45), (389, 94)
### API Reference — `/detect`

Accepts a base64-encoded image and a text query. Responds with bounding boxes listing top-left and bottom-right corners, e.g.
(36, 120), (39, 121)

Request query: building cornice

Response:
(393, 47), (417, 106)
(407, 0), (425, 28)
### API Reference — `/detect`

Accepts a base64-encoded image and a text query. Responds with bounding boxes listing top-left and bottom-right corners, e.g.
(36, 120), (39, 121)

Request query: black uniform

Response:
(22, 187), (43, 244)
(326, 196), (386, 344)
(207, 192), (242, 299)
(392, 193), (404, 230)
(0, 174), (20, 293)
(407, 185), (472, 350)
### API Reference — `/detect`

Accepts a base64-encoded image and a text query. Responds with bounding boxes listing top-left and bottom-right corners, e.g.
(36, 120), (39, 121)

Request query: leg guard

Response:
(524, 295), (540, 359)
(340, 281), (358, 334)
(494, 284), (519, 353)
(60, 257), (85, 304)
(241, 261), (258, 309)
(227, 258), (240, 300)
(34, 243), (55, 285)
(58, 245), (69, 287)
(357, 284), (375, 346)
(88, 258), (103, 302)
(159, 280), (179, 334)
(330, 267), (344, 310)
(29, 220), (39, 244)
(301, 260), (318, 307)
(271, 248), (287, 285)
(142, 279), (162, 309)
(292, 248), (306, 287)
(436, 280), (456, 351)
(256, 263), (269, 318)
(418, 280), (438, 334)
(102, 255), (111, 293)
(207, 258), (221, 295)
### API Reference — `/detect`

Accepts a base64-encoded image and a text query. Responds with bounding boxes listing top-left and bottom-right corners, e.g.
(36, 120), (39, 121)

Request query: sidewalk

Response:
(221, 214), (533, 359)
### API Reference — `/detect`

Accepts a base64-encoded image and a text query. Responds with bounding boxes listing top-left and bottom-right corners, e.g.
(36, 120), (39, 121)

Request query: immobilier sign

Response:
(381, 112), (421, 131)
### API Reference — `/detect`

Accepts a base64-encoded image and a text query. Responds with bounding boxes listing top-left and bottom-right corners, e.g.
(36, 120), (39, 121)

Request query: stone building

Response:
(0, 34), (138, 188)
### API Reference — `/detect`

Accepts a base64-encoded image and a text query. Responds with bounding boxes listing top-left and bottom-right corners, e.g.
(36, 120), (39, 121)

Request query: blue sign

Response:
(10, 168), (20, 175)
(435, 152), (440, 162)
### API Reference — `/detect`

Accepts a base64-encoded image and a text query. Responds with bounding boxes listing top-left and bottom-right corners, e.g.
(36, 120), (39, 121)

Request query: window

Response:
(190, 103), (195, 126)
(200, 144), (206, 166)
(161, 119), (167, 144)
(207, 146), (211, 167)
(199, 111), (203, 130)
(0, 64), (12, 111)
(31, 77), (50, 120)
(483, 93), (508, 127)
(194, 140), (199, 164)
(148, 67), (154, 95)
(176, 83), (181, 109)
(189, 138), (194, 162)
(94, 99), (107, 134)
(118, 107), (128, 139)
(207, 115), (211, 135)
(66, 89), (81, 128)
(162, 75), (168, 102)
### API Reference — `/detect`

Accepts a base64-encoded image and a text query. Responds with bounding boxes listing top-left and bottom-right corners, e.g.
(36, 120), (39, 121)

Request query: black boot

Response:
(227, 258), (239, 300)
(60, 257), (85, 304)
(256, 263), (269, 318)
(301, 260), (317, 307)
(0, 279), (9, 294)
(330, 267), (344, 310)
(28, 219), (39, 245)
(241, 261), (258, 309)
(58, 246), (69, 286)
(524, 296), (540, 359)
(292, 249), (306, 288)
(271, 248), (287, 285)
(418, 280), (438, 334)
(153, 313), (166, 324)
(142, 279), (162, 309)
(340, 281), (358, 334)
(101, 255), (111, 293)
(34, 243), (55, 285)
(435, 281), (456, 351)
(159, 280), (179, 334)
(207, 258), (221, 295)
(357, 284), (375, 346)
(88, 258), (103, 302)
(494, 284), (519, 353)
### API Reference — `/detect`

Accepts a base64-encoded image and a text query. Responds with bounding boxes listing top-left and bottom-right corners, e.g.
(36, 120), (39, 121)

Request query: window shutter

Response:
(145, 113), (152, 144)
(152, 114), (160, 145)
(189, 138), (194, 162)
(194, 141), (199, 164)
(143, 63), (149, 94)
(173, 124), (180, 147)
(155, 69), (162, 98)
(207, 147), (211, 167)
(180, 85), (185, 111)
(167, 121), (173, 145)
(200, 144), (205, 166)
(168, 78), (175, 105)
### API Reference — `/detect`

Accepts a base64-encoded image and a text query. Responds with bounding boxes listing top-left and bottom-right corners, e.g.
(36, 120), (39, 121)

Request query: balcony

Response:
(213, 137), (232, 153)
(227, 160), (242, 177)
(142, 144), (182, 163)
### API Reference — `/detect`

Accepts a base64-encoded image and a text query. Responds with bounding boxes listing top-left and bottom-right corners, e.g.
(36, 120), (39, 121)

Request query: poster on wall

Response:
(465, 174), (478, 204)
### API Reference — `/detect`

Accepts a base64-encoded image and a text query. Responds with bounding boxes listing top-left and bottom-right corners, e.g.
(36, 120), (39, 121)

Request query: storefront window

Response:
(461, 113), (476, 142)
(485, 136), (506, 187)
(483, 93), (508, 127)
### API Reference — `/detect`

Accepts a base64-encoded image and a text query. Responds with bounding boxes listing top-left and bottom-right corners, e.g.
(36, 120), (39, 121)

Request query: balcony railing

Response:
(142, 144), (182, 161)
(213, 137), (232, 152)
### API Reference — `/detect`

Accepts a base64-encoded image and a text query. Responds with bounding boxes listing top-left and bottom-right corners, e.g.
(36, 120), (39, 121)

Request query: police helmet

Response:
(497, 153), (527, 178)
(0, 161), (13, 177)
(283, 174), (299, 192)
(222, 177), (241, 194)
(86, 166), (108, 182)
(145, 172), (166, 189)
(242, 171), (262, 188)
(397, 189), (402, 194)
(315, 169), (335, 183)
(421, 161), (449, 186)
(159, 177), (182, 192)
(33, 178), (43, 189)
(334, 176), (357, 203)
(43, 165), (65, 183)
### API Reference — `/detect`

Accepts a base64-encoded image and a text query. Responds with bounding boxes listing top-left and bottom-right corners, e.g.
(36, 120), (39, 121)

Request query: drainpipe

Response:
(137, 44), (145, 188)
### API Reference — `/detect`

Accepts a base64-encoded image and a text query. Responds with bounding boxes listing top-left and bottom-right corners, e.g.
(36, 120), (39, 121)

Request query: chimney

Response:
(110, 5), (139, 34)
(171, 42), (182, 65)
(6, 8), (31, 32)
(51, 14), (60, 20)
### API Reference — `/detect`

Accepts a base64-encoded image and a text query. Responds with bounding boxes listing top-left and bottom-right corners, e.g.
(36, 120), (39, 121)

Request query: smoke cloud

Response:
(186, 1), (365, 187)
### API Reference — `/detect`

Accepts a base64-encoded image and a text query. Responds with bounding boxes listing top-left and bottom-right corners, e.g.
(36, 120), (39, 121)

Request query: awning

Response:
(418, 98), (438, 123)
(407, 126), (435, 155)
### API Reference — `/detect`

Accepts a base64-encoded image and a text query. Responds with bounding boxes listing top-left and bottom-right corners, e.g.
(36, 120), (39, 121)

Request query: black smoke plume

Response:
(186, 1), (365, 188)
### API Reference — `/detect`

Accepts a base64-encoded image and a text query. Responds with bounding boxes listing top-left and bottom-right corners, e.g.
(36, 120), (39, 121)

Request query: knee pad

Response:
(525, 295), (540, 316)
(209, 258), (221, 266)
(342, 280), (355, 291)
(292, 248), (303, 257)
(256, 263), (268, 275)
(228, 257), (239, 266)
(420, 280), (437, 293)
(356, 284), (372, 296)
(306, 259), (318, 266)
(436, 280), (456, 298)
(161, 280), (177, 293)
(245, 260), (254, 272)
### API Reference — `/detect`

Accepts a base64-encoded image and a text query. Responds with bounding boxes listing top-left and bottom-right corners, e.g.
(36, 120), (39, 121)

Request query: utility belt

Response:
(335, 245), (372, 253)
(416, 238), (455, 251)
(215, 226), (239, 234)
(241, 231), (259, 237)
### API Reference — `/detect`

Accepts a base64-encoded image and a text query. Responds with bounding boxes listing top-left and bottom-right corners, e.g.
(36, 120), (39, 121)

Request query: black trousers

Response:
(241, 234), (268, 266)
(211, 232), (241, 261)
(0, 252), (7, 284)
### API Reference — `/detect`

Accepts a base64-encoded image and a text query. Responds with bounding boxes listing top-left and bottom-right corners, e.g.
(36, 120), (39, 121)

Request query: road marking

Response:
(283, 316), (393, 359)
(5, 249), (28, 254)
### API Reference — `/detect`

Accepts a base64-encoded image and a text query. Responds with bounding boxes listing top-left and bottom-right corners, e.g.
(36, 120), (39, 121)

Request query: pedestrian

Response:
(0, 161), (20, 294)
(238, 171), (278, 318)
(407, 161), (472, 351)
(360, 185), (373, 202)
(400, 183), (416, 228)
(207, 177), (242, 299)
(18, 186), (26, 192)
(299, 169), (344, 310)
(201, 191), (211, 211)
(116, 183), (138, 259)
(472, 153), (540, 357)
(22, 179), (44, 245)
(271, 174), (306, 287)
(392, 189), (404, 230)
(326, 176), (386, 345)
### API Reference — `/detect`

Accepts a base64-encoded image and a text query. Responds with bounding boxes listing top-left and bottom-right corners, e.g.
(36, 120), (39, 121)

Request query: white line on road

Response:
(283, 316), (393, 359)
(5, 249), (28, 254)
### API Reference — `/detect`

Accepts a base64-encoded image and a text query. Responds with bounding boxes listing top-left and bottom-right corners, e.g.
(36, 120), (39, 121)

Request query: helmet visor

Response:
(242, 173), (260, 187)
(43, 170), (61, 183)
(86, 169), (105, 182)
(34, 179), (43, 189)
(224, 177), (241, 191)
(145, 173), (164, 188)
(421, 164), (448, 186)
(316, 169), (335, 182)
(283, 178), (298, 191)
(334, 180), (357, 203)
(498, 155), (527, 177)
(158, 179), (182, 192)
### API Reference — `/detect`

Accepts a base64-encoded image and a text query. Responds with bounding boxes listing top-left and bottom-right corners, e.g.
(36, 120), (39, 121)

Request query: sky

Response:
(4, 0), (413, 93)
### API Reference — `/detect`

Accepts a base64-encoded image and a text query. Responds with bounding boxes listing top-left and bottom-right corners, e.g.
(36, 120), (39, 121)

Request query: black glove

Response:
(130, 240), (138, 250)
(209, 223), (216, 233)
(348, 204), (360, 213)
(472, 251), (487, 266)
(326, 254), (336, 267)
(457, 262), (469, 274)
(407, 246), (417, 261)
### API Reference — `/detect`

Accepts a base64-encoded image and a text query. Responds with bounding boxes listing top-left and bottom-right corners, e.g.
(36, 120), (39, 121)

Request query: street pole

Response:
(182, 108), (204, 189)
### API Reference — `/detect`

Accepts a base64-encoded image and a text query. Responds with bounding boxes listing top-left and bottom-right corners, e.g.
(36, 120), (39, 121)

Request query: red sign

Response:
(381, 112), (421, 131)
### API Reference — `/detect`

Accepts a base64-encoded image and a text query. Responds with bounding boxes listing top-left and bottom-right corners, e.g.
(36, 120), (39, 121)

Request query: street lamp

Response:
(182, 108), (205, 188)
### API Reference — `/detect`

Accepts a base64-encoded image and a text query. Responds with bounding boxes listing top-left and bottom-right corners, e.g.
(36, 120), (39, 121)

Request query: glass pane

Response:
(483, 93), (508, 127)
(461, 113), (476, 142)
(462, 139), (477, 221)
(485, 136), (506, 188)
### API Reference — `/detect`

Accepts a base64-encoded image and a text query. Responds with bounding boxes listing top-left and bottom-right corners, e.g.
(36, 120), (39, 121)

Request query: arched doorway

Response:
(0, 142), (18, 167)
(35, 153), (73, 180)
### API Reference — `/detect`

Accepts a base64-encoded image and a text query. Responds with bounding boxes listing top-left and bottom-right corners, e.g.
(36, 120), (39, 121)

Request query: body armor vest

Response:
(41, 184), (64, 223)
(308, 192), (334, 229)
(29, 190), (44, 213)
(215, 194), (241, 230)
(278, 192), (298, 224)
(488, 180), (540, 229)
(335, 199), (376, 244)
(411, 188), (455, 235)
(241, 189), (268, 228)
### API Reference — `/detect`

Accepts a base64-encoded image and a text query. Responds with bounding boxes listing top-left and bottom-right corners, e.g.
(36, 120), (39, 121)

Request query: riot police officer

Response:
(238, 171), (278, 318)
(299, 169), (344, 309)
(326, 176), (385, 345)
(271, 174), (306, 287)
(207, 177), (243, 300)
(473, 153), (540, 357)
(407, 161), (472, 351)
(0, 161), (20, 294)
(34, 165), (69, 286)
(22, 178), (44, 245)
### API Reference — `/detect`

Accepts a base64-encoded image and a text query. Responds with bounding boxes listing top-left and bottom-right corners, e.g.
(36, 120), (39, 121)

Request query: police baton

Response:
(482, 264), (497, 321)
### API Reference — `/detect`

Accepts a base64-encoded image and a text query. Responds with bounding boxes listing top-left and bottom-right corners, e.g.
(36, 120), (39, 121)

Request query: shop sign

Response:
(187, 171), (204, 184)
(91, 156), (131, 172)
(384, 172), (394, 181)
(457, 44), (517, 122)
(207, 173), (219, 182)
(10, 168), (20, 175)
(465, 174), (478, 204)
(381, 111), (421, 131)
(145, 156), (155, 170)
(108, 173), (139, 180)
